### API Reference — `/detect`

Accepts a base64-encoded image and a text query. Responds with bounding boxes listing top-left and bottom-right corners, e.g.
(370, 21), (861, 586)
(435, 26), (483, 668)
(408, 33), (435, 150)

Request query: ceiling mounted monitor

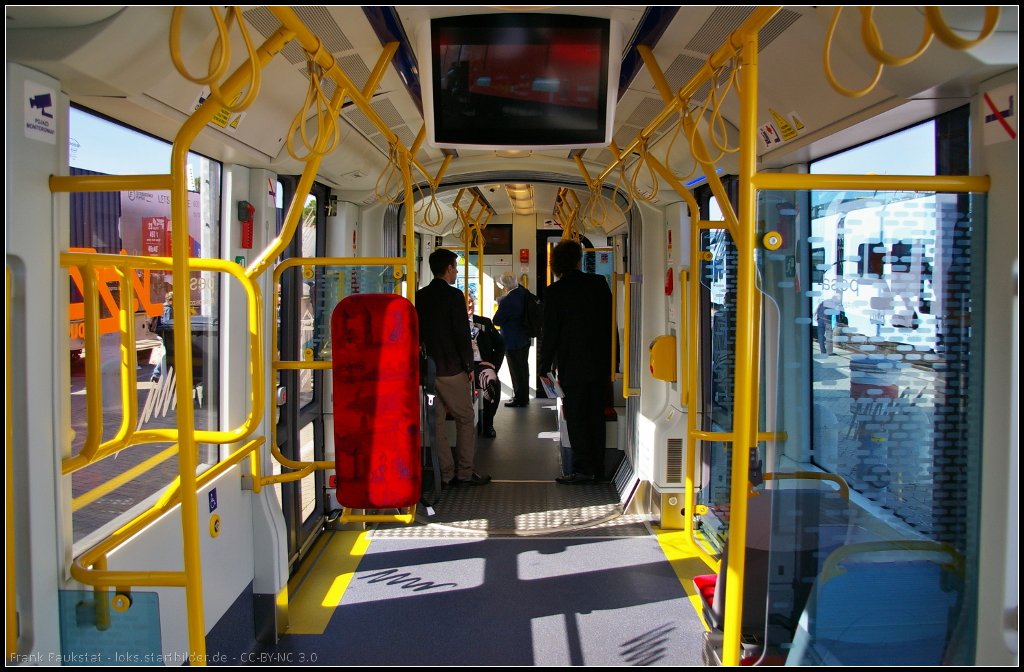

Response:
(419, 13), (622, 150)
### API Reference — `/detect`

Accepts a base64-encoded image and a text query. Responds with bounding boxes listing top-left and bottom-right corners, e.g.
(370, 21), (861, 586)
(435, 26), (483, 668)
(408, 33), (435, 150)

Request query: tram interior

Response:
(5, 5), (1018, 667)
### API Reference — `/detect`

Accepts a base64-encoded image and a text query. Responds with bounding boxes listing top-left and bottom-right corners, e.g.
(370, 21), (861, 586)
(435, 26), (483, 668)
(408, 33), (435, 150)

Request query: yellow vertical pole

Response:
(610, 272), (618, 381)
(400, 146), (415, 302)
(679, 269), (689, 407)
(622, 272), (631, 398)
(463, 216), (470, 303)
(721, 28), (760, 667)
(6, 268), (16, 662)
(685, 211), (701, 546)
(170, 126), (207, 666)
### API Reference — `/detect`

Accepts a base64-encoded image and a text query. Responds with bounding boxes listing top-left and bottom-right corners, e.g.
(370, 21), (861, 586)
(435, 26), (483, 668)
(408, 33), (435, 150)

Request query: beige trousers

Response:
(432, 373), (476, 481)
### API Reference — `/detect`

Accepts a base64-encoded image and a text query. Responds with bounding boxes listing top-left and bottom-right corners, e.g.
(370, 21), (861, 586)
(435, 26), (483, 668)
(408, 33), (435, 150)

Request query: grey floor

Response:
(266, 397), (706, 666)
(473, 397), (563, 481)
(272, 536), (706, 666)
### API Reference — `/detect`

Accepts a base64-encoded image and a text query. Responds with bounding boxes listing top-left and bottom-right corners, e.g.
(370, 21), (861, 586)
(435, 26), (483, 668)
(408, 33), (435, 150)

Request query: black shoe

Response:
(504, 400), (528, 407)
(481, 428), (496, 438)
(454, 472), (492, 486)
(556, 473), (595, 485)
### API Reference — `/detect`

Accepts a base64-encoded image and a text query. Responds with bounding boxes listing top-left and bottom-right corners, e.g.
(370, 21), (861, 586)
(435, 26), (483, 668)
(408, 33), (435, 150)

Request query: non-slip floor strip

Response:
(372, 481), (649, 538)
(285, 530), (370, 635)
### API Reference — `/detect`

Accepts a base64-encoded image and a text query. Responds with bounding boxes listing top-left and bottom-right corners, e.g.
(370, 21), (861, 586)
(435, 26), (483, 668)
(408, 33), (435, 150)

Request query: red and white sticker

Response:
(982, 82), (1017, 145)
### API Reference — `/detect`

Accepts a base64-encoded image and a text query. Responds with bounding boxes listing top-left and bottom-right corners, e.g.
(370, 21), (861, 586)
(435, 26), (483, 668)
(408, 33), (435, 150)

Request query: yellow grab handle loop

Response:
(924, 6), (1001, 51)
(824, 7), (884, 98)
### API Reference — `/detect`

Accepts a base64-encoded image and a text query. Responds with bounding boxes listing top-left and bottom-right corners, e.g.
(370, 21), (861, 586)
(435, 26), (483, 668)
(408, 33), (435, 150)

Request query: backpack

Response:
(522, 288), (544, 339)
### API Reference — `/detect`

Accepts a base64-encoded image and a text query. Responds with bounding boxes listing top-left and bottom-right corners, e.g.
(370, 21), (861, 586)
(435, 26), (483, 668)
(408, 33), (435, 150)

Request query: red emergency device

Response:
(331, 294), (421, 509)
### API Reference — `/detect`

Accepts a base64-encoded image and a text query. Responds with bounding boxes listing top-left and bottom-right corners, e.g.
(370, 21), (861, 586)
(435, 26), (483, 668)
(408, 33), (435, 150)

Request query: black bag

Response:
(522, 289), (544, 339)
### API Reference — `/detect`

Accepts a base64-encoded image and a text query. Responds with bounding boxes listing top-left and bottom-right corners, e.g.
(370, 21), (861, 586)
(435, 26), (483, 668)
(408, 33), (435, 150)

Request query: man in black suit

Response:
(416, 249), (491, 487)
(538, 240), (612, 484)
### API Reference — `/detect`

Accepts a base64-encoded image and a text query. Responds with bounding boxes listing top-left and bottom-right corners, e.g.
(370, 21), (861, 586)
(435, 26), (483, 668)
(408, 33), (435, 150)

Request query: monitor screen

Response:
(481, 224), (513, 255)
(424, 14), (618, 149)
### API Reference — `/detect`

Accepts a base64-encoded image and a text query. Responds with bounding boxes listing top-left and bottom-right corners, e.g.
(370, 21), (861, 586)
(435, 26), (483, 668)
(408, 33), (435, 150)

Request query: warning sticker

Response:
(982, 82), (1017, 145)
(769, 109), (798, 141)
(789, 112), (805, 132)
(758, 123), (782, 148)
(24, 80), (57, 144)
(192, 88), (244, 131)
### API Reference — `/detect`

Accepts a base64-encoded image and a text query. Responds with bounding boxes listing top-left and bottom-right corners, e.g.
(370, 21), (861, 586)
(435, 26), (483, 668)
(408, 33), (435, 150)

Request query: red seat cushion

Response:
(332, 294), (421, 509)
(693, 574), (717, 608)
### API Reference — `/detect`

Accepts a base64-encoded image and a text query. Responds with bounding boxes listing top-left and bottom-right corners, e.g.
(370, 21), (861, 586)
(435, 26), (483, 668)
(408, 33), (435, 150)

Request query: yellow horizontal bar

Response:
(69, 568), (188, 588)
(820, 541), (964, 585)
(690, 431), (787, 444)
(274, 361), (332, 370)
(268, 441), (333, 474)
(72, 445), (179, 512)
(49, 174), (173, 193)
(692, 430), (734, 441)
(698, 220), (727, 230)
(751, 172), (990, 193)
(763, 471), (849, 500)
(339, 506), (415, 525)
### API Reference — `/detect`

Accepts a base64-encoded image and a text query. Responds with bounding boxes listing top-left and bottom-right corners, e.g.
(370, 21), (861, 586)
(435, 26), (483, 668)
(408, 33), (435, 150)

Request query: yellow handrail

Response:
(48, 174), (173, 193)
(762, 471), (850, 500)
(59, 254), (265, 474)
(679, 269), (689, 408)
(71, 438), (265, 587)
(820, 540), (965, 585)
(751, 172), (990, 193)
(610, 272), (619, 381)
(6, 267), (16, 662)
(338, 506), (416, 525)
(622, 272), (632, 398)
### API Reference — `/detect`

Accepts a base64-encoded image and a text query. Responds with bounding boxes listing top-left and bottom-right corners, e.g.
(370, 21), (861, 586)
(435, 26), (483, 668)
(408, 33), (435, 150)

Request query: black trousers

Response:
(562, 382), (606, 478)
(506, 346), (531, 403)
(480, 394), (498, 432)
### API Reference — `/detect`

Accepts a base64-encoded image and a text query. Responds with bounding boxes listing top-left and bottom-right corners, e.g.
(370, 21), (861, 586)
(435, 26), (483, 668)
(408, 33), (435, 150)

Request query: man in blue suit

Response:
(493, 271), (531, 407)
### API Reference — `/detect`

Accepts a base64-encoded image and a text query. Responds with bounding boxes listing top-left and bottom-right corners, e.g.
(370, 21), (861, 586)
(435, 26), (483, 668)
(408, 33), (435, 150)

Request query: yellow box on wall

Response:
(649, 335), (676, 382)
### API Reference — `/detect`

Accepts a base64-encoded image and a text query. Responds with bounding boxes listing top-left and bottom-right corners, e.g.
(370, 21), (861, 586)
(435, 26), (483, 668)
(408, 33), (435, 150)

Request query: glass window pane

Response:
(67, 108), (221, 546)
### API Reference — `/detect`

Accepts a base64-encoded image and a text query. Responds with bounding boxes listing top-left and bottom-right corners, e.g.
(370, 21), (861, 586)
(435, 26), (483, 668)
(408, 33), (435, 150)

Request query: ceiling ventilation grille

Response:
(292, 6), (353, 53)
(624, 96), (667, 129)
(757, 9), (802, 52)
(343, 107), (380, 137)
(663, 54), (704, 95)
(242, 7), (306, 65)
(371, 98), (406, 129)
(613, 125), (641, 151)
(336, 53), (372, 93)
(393, 125), (416, 149)
(684, 6), (757, 54)
(244, 6), (355, 65)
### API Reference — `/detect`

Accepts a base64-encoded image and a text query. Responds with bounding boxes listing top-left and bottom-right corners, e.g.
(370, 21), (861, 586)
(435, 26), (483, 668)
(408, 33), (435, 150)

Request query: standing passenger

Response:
(467, 296), (505, 438)
(493, 271), (531, 407)
(416, 249), (491, 486)
(538, 241), (612, 484)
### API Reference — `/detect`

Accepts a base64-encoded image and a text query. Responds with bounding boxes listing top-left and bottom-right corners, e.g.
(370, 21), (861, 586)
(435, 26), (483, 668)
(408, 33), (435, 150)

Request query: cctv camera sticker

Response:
(25, 80), (57, 144)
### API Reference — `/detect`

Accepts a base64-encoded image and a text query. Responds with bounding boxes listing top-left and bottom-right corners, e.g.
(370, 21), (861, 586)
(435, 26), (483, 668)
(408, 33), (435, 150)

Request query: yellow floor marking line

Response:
(655, 528), (715, 631)
(287, 530), (371, 635)
(288, 531), (332, 596)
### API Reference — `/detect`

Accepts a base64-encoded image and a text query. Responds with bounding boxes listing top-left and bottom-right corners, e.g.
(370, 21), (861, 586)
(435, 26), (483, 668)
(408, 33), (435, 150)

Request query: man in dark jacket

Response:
(493, 271), (531, 407)
(467, 296), (506, 438)
(538, 240), (612, 484)
(416, 249), (490, 486)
